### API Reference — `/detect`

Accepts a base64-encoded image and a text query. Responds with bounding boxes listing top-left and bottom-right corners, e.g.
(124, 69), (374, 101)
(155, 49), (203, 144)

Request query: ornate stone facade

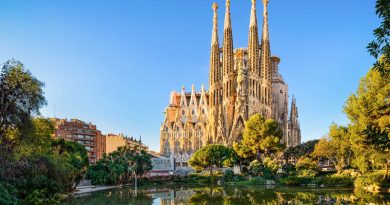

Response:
(160, 0), (301, 169)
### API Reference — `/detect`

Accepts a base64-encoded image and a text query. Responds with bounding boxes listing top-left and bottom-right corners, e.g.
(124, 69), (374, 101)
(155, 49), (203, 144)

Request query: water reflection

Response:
(62, 186), (390, 205)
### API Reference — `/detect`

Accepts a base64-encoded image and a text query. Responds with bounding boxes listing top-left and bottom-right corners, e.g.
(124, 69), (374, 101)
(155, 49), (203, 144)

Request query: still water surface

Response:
(62, 185), (390, 205)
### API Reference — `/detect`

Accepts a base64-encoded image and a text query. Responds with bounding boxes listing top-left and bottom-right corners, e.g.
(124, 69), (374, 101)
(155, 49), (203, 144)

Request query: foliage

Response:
(367, 0), (390, 77)
(87, 146), (152, 185)
(295, 157), (319, 177)
(188, 144), (235, 176)
(344, 68), (390, 174)
(237, 176), (267, 186)
(0, 183), (18, 205)
(354, 172), (390, 188)
(248, 158), (279, 179)
(0, 60), (47, 183)
(21, 189), (60, 205)
(234, 114), (284, 161)
(283, 140), (319, 163)
(277, 175), (353, 187)
(0, 60), (90, 202)
(249, 160), (262, 176)
(0, 59), (46, 135)
(312, 124), (352, 173)
(277, 176), (313, 186)
(222, 170), (245, 182)
(316, 175), (354, 187)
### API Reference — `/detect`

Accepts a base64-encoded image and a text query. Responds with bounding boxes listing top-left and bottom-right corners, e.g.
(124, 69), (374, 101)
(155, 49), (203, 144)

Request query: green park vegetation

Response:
(0, 60), (154, 204)
(0, 60), (89, 204)
(86, 146), (152, 186)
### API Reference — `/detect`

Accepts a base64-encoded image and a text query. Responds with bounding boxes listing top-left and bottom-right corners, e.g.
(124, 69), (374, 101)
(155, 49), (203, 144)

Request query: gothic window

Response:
(202, 109), (205, 114)
(182, 110), (185, 115)
(192, 110), (195, 115)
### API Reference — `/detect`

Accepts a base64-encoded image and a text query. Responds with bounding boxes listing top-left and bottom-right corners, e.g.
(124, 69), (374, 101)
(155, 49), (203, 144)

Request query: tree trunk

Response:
(209, 165), (212, 176)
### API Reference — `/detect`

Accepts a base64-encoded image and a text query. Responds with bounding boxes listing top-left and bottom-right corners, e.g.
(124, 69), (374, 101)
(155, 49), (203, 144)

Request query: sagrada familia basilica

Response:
(160, 0), (301, 168)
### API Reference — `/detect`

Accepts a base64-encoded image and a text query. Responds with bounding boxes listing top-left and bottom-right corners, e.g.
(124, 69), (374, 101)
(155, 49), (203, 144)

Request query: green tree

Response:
(0, 60), (47, 183)
(295, 156), (319, 177)
(0, 59), (46, 136)
(367, 0), (390, 77)
(234, 114), (284, 160)
(312, 124), (352, 174)
(363, 125), (390, 179)
(188, 144), (235, 176)
(51, 139), (89, 191)
(87, 146), (152, 185)
(344, 67), (390, 173)
(283, 140), (319, 164)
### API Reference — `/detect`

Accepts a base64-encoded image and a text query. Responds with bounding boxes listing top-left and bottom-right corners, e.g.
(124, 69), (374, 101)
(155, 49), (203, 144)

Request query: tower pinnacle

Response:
(223, 0), (234, 79)
(211, 3), (219, 45)
(260, 0), (271, 81)
(224, 0), (231, 29)
(262, 0), (269, 41)
(248, 0), (260, 74)
(209, 2), (221, 106)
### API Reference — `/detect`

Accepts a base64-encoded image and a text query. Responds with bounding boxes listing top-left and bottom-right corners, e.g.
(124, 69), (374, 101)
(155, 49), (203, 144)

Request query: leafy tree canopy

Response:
(234, 114), (284, 160)
(367, 0), (390, 76)
(189, 144), (235, 176)
(0, 60), (46, 136)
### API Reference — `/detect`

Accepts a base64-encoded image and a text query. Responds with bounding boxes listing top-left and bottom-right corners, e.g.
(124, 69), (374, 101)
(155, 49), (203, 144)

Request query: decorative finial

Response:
(201, 84), (205, 91)
(252, 0), (256, 5)
(236, 49), (244, 60)
(181, 85), (185, 91)
(262, 0), (269, 6)
(212, 2), (218, 11)
(226, 0), (230, 7)
(191, 84), (195, 92)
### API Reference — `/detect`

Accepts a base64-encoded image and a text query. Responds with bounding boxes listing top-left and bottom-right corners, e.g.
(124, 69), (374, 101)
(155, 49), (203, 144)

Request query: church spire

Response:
(260, 0), (272, 109)
(211, 3), (219, 46)
(248, 0), (260, 74)
(209, 3), (221, 106)
(223, 0), (234, 78)
(260, 0), (271, 82)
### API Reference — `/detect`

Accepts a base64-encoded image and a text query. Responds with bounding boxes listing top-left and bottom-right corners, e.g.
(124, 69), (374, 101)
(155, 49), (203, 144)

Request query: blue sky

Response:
(0, 0), (379, 151)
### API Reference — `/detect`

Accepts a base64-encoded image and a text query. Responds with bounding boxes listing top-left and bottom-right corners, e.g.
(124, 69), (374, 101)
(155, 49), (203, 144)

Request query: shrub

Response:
(277, 176), (313, 186)
(316, 175), (354, 187)
(223, 170), (245, 182)
(249, 158), (278, 179)
(249, 160), (262, 176)
(296, 157), (319, 177)
(21, 190), (60, 205)
(238, 176), (267, 186)
(282, 164), (296, 176)
(355, 172), (390, 188)
(0, 183), (18, 205)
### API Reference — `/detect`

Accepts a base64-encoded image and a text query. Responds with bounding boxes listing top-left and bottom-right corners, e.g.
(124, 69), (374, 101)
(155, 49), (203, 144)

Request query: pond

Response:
(62, 185), (390, 205)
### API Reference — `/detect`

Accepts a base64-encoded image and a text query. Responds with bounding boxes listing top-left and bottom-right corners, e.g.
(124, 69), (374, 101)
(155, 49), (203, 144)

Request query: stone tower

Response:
(222, 0), (236, 139)
(260, 0), (273, 118)
(208, 3), (222, 143)
(247, 0), (262, 117)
